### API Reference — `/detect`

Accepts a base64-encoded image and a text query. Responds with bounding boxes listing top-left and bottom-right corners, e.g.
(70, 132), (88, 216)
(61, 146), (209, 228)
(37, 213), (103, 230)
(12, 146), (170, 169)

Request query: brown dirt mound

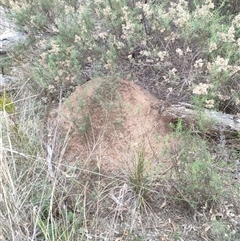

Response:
(54, 78), (171, 172)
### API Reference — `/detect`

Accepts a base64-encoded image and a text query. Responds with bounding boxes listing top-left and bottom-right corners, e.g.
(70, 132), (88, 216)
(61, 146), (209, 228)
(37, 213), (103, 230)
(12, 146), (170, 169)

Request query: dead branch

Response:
(162, 102), (240, 133)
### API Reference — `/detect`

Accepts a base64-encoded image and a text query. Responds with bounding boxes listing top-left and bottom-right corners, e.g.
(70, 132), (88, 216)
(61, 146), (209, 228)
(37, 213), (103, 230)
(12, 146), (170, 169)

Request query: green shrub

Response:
(169, 130), (226, 210)
(208, 220), (240, 241)
(3, 0), (238, 112)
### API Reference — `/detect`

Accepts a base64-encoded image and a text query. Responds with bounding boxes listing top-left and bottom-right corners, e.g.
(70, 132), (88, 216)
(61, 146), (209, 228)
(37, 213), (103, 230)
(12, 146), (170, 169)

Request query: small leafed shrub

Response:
(2, 0), (239, 112)
(170, 131), (226, 210)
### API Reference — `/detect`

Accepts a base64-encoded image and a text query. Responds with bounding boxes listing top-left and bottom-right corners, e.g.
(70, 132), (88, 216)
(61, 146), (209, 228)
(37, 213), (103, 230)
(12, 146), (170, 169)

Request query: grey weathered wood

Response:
(162, 102), (240, 133)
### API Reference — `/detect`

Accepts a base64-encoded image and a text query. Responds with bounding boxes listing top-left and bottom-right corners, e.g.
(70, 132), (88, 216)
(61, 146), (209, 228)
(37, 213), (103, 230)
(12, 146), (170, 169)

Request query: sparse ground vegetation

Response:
(0, 0), (240, 240)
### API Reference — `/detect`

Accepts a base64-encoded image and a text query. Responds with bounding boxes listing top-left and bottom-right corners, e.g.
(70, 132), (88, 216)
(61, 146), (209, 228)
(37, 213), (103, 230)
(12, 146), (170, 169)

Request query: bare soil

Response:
(56, 78), (171, 172)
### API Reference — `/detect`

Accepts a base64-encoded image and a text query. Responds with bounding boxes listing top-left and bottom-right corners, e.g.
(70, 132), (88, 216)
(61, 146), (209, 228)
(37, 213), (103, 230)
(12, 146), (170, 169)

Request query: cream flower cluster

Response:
(193, 0), (214, 19)
(169, 1), (190, 28)
(207, 56), (229, 73)
(193, 83), (213, 95)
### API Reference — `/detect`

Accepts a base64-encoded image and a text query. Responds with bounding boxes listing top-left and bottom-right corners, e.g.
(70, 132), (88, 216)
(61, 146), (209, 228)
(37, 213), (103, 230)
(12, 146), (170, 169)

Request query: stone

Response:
(0, 6), (27, 91)
(0, 74), (18, 91)
(0, 30), (26, 54)
(0, 6), (26, 54)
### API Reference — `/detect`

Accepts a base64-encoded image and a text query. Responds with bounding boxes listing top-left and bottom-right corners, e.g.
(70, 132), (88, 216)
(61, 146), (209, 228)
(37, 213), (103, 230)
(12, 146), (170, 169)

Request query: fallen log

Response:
(162, 102), (240, 133)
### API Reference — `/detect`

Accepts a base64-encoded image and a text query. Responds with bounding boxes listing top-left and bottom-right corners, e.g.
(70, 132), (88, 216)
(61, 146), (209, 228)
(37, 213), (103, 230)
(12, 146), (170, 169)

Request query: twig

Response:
(45, 89), (63, 181)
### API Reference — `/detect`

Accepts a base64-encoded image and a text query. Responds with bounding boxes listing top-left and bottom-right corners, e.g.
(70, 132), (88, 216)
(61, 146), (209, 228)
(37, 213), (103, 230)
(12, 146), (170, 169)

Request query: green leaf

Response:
(0, 91), (15, 113)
